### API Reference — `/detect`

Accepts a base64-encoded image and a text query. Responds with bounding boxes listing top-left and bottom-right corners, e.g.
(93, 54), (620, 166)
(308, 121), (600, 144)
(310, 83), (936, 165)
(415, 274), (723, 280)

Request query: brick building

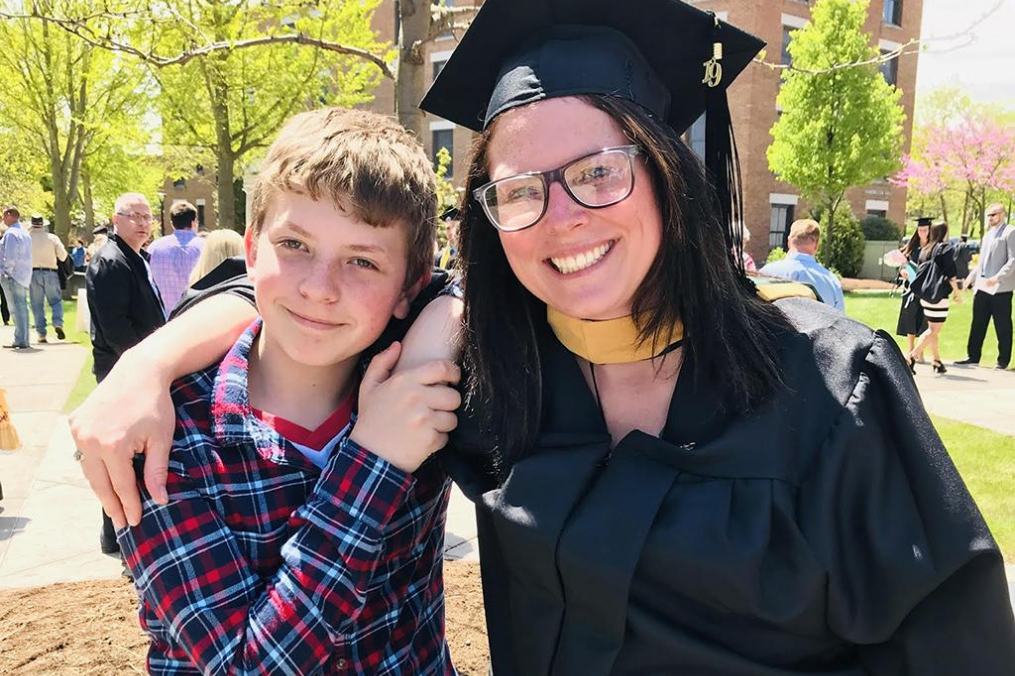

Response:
(158, 169), (218, 235)
(678, 0), (923, 261)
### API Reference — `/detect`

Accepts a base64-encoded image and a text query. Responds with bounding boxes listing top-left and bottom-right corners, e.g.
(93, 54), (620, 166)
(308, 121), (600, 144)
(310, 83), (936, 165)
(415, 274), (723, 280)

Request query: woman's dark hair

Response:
(927, 222), (949, 248)
(458, 94), (792, 468)
(904, 224), (928, 259)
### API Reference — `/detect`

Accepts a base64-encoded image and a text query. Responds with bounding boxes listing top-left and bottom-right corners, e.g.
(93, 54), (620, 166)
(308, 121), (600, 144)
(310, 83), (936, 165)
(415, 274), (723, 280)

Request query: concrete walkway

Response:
(0, 322), (1008, 605)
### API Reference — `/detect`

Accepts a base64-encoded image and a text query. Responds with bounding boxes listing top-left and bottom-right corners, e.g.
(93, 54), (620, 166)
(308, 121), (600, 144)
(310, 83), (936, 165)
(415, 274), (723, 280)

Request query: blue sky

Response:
(916, 0), (1015, 106)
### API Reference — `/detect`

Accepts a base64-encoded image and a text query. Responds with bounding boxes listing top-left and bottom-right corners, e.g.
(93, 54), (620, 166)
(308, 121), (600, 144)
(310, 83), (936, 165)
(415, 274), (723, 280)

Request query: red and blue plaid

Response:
(118, 320), (455, 676)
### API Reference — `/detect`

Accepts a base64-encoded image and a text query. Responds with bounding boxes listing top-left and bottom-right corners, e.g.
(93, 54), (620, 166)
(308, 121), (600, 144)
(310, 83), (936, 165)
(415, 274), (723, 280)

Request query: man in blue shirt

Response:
(0, 206), (34, 349)
(760, 218), (845, 312)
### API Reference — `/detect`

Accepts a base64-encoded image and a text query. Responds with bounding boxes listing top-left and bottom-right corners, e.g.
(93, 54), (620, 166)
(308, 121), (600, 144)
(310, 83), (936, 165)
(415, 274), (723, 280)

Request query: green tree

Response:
(147, 0), (389, 230)
(767, 0), (905, 248)
(0, 0), (154, 241)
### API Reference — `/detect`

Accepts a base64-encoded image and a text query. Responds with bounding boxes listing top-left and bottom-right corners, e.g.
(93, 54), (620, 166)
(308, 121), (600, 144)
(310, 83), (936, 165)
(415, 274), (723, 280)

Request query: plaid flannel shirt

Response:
(119, 320), (455, 676)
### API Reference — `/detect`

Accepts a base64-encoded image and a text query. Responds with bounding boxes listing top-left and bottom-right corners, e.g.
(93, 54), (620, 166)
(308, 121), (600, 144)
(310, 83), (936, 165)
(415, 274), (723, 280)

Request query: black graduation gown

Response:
(896, 249), (928, 337)
(447, 297), (1015, 676)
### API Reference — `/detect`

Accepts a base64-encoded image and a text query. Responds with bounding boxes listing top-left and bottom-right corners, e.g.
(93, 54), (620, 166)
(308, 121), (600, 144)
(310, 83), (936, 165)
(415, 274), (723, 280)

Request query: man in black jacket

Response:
(85, 192), (165, 553)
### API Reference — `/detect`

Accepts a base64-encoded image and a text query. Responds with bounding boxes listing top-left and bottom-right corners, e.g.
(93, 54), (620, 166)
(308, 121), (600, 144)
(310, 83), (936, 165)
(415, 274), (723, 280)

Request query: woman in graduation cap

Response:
(72, 0), (1014, 673)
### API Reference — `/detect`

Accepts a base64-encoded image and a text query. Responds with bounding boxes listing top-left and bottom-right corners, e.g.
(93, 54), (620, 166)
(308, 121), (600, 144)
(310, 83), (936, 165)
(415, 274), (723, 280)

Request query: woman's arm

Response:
(70, 294), (256, 528)
(396, 294), (465, 371)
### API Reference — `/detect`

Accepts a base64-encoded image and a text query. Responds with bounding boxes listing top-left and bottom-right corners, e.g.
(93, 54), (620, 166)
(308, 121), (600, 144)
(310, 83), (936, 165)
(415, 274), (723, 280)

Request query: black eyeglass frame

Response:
(472, 145), (643, 232)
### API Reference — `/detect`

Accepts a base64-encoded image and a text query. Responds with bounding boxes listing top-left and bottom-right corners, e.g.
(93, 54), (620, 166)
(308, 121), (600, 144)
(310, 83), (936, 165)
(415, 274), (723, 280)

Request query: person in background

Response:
(28, 214), (68, 342)
(908, 222), (962, 374)
(86, 193), (166, 555)
(759, 219), (844, 311)
(0, 206), (33, 349)
(956, 204), (1014, 370)
(896, 216), (931, 362)
(86, 225), (108, 265)
(435, 206), (460, 270)
(70, 238), (87, 272)
(953, 233), (974, 290)
(186, 228), (243, 287)
(147, 201), (204, 315)
(740, 225), (756, 272)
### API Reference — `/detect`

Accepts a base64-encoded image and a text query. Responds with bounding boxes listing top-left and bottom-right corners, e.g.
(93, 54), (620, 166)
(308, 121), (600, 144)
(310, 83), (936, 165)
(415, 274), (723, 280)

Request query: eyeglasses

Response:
(116, 211), (153, 223)
(473, 145), (642, 232)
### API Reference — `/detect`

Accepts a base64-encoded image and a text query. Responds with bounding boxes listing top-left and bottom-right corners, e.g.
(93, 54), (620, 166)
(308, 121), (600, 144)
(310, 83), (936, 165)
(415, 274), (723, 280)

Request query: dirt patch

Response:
(0, 560), (488, 675)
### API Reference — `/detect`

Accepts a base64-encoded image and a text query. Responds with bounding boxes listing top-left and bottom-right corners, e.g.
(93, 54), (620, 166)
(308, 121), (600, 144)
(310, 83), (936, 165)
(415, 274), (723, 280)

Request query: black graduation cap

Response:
(420, 0), (765, 274)
(441, 206), (461, 222)
(916, 217), (933, 227)
(421, 0), (762, 134)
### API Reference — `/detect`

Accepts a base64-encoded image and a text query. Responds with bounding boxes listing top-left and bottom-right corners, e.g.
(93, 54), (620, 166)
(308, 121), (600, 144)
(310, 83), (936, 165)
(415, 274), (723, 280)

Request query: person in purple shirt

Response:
(0, 206), (34, 349)
(146, 201), (204, 315)
(760, 218), (845, 312)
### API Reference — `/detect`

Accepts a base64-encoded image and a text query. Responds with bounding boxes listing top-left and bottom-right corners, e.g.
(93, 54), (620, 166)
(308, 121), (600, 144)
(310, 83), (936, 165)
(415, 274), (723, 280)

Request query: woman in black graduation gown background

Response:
(71, 0), (1015, 673)
(896, 218), (931, 358)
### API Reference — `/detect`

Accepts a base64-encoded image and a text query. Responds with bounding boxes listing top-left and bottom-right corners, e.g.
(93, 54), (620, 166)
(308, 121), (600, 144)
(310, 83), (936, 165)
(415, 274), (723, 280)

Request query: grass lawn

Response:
(60, 299), (96, 414)
(844, 290), (1006, 366)
(932, 416), (1015, 560)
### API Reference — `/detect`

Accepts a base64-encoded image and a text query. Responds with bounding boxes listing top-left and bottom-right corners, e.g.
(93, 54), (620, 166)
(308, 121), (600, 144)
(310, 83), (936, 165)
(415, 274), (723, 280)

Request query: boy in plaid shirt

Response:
(117, 109), (460, 676)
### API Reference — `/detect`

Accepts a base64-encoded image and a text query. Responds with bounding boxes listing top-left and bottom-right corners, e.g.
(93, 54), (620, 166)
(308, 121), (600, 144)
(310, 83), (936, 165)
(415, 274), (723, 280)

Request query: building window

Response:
(867, 209), (887, 218)
(781, 26), (793, 66)
(883, 0), (902, 26)
(432, 128), (454, 179)
(770, 203), (795, 250)
(688, 113), (706, 160)
(195, 164), (205, 176)
(433, 59), (447, 82)
(879, 50), (899, 86)
(173, 178), (186, 190)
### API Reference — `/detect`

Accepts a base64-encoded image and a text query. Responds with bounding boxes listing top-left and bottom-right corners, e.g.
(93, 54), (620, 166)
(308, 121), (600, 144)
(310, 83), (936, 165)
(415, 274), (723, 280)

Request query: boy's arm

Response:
(71, 293), (256, 528)
(122, 437), (415, 676)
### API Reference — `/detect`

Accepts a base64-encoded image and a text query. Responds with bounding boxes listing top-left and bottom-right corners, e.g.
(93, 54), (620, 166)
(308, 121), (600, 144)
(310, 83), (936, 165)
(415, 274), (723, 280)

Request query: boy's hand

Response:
(351, 342), (461, 473)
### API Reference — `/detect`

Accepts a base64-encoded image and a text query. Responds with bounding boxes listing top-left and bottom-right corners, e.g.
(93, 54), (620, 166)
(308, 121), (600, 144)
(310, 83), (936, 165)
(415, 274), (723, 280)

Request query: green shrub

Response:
(764, 246), (787, 265)
(861, 215), (901, 241)
(817, 204), (866, 278)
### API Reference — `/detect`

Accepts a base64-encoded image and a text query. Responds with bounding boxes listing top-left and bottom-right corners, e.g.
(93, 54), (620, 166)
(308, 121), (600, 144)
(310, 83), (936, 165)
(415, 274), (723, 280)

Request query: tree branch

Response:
(755, 0), (1002, 76)
(0, 10), (394, 79)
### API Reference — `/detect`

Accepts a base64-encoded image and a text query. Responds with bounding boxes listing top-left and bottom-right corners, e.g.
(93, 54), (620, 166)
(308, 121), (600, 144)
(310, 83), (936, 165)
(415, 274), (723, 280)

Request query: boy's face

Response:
(246, 191), (420, 369)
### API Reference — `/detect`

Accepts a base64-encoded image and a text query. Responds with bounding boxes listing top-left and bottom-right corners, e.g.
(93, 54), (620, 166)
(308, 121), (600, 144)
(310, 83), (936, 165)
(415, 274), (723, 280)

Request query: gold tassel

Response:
(0, 388), (21, 451)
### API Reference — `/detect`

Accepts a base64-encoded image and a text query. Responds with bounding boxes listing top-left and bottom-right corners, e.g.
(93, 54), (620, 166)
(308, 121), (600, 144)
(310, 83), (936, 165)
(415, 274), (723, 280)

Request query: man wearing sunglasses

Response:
(85, 192), (167, 555)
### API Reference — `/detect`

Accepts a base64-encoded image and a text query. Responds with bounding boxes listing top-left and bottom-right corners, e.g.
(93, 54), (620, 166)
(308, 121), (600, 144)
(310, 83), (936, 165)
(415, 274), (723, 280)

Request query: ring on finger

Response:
(73, 449), (83, 462)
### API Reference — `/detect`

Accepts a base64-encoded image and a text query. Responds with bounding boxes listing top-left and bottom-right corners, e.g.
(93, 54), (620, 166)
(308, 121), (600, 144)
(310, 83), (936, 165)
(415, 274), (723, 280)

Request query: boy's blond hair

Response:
(250, 108), (437, 286)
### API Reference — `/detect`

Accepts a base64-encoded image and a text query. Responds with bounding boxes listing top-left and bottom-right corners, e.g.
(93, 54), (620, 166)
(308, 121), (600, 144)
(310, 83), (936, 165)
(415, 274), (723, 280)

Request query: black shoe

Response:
(907, 356), (917, 375)
(54, 326), (65, 340)
(996, 364), (1009, 371)
(933, 360), (947, 375)
(954, 357), (979, 365)
(100, 530), (121, 555)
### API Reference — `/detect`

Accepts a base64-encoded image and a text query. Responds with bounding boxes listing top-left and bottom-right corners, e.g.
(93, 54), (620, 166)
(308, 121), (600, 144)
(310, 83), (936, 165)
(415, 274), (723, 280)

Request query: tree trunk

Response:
(960, 191), (970, 239)
(396, 0), (431, 140)
(82, 169), (95, 233)
(51, 179), (73, 243)
(217, 148), (236, 231)
(939, 193), (952, 234)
